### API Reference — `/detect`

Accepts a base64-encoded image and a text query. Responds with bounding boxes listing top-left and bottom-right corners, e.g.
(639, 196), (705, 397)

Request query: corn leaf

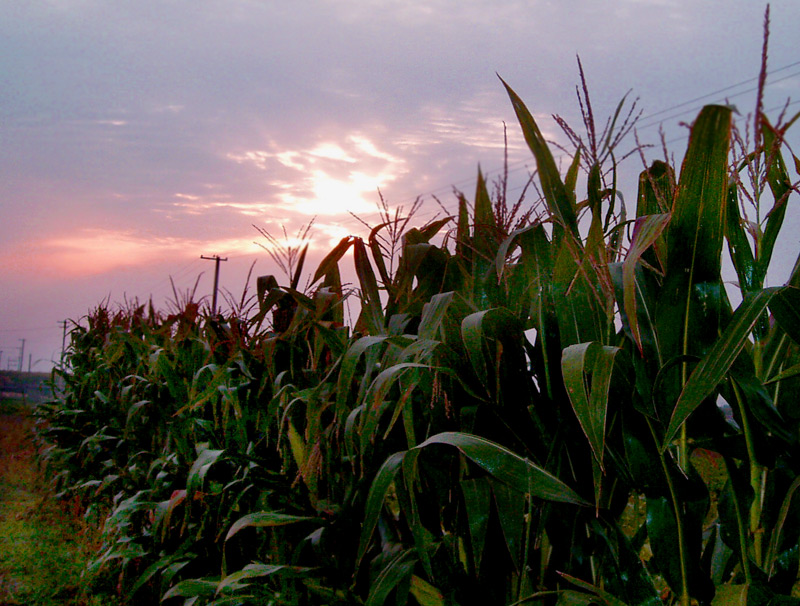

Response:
(225, 511), (318, 542)
(416, 432), (588, 505)
(365, 548), (418, 606)
(663, 288), (779, 448)
(622, 214), (671, 352)
(561, 342), (620, 468)
(500, 76), (579, 240)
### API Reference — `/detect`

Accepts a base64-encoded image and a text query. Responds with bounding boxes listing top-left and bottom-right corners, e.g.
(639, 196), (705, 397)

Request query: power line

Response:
(384, 59), (800, 213)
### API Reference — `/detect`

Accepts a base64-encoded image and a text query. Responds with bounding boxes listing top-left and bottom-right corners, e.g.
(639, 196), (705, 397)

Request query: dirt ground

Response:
(0, 401), (100, 606)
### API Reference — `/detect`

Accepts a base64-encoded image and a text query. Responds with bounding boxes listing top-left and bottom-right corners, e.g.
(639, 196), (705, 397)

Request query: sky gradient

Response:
(3, 0), (800, 370)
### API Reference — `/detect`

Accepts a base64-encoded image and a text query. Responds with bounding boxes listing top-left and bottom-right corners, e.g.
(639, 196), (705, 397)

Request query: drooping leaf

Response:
(225, 511), (319, 542)
(622, 214), (671, 352)
(561, 342), (621, 467)
(415, 432), (588, 505)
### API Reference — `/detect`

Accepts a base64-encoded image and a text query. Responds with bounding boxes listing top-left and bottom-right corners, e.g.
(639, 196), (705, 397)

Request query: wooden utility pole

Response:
(60, 320), (68, 361)
(18, 339), (25, 372)
(200, 255), (228, 315)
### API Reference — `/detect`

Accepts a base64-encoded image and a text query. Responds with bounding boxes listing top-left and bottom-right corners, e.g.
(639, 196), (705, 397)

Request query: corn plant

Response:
(38, 32), (800, 606)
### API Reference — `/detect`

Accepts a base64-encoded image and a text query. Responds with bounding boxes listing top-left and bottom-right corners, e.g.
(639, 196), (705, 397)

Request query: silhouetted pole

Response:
(60, 320), (68, 361)
(18, 339), (25, 372)
(200, 255), (228, 315)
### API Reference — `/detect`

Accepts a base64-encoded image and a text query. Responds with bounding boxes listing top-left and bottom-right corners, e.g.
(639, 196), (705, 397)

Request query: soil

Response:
(0, 400), (99, 606)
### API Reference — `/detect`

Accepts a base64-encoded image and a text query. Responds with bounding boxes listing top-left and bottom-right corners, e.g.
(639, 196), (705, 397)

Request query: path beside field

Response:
(0, 399), (98, 606)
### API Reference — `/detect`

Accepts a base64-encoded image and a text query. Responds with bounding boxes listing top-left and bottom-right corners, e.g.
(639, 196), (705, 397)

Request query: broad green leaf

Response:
(553, 239), (605, 346)
(622, 214), (671, 352)
(461, 308), (520, 393)
(711, 584), (749, 606)
(657, 105), (732, 385)
(224, 512), (318, 542)
(636, 160), (675, 217)
(561, 342), (621, 467)
(356, 450), (406, 571)
(501, 76), (579, 240)
(365, 548), (418, 606)
(667, 105), (732, 283)
(161, 578), (219, 601)
(416, 432), (588, 505)
(764, 475), (800, 576)
(418, 291), (454, 341)
(361, 362), (429, 451)
(409, 575), (445, 606)
(757, 116), (794, 279)
(336, 335), (388, 420)
(645, 495), (685, 600)
(312, 236), (353, 284)
(769, 286), (800, 346)
(663, 288), (779, 448)
(473, 168), (497, 264)
(461, 478), (491, 573)
(186, 448), (225, 502)
(725, 183), (758, 295)
(354, 237), (385, 335)
(557, 573), (629, 606)
(215, 563), (311, 595)
(492, 480), (525, 570)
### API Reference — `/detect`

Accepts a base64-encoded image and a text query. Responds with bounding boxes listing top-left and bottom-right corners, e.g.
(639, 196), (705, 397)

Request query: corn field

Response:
(37, 71), (800, 606)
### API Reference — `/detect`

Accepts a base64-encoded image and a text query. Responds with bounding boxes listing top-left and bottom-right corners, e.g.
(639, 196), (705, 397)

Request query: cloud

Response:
(4, 229), (263, 279)
(225, 134), (407, 218)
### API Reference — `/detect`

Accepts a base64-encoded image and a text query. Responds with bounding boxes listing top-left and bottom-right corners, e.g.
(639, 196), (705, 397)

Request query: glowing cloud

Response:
(226, 133), (406, 218)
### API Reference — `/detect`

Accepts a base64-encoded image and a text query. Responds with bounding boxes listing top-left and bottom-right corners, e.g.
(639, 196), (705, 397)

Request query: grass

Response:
(0, 397), (105, 606)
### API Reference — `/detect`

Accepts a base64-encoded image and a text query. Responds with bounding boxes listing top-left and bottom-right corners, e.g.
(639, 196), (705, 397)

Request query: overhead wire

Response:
(384, 58), (800, 220)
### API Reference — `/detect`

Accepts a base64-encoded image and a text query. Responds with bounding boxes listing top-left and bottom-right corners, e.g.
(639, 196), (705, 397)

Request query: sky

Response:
(2, 0), (800, 371)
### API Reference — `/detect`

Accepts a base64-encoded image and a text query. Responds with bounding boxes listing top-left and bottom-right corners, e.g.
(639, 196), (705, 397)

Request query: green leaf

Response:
(663, 288), (779, 448)
(757, 116), (794, 279)
(365, 549), (418, 606)
(500, 76), (578, 240)
(354, 237), (385, 335)
(356, 450), (407, 571)
(622, 215), (670, 352)
(461, 308), (520, 393)
(215, 563), (311, 596)
(418, 292), (454, 341)
(416, 432), (588, 505)
(764, 475), (800, 577)
(186, 448), (225, 502)
(561, 342), (621, 467)
(461, 478), (491, 573)
(224, 512), (318, 542)
(161, 578), (219, 601)
(725, 183), (758, 295)
(336, 335), (388, 420)
(667, 105), (732, 283)
(312, 236), (353, 284)
(557, 573), (629, 606)
(769, 286), (800, 346)
(408, 575), (445, 606)
(656, 105), (732, 382)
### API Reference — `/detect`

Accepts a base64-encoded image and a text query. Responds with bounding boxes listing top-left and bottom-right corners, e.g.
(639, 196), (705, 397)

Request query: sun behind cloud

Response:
(227, 133), (406, 219)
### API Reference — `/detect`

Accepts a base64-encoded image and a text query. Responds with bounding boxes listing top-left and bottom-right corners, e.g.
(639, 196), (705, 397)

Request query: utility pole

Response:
(18, 338), (25, 372)
(200, 255), (228, 315)
(60, 320), (68, 361)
